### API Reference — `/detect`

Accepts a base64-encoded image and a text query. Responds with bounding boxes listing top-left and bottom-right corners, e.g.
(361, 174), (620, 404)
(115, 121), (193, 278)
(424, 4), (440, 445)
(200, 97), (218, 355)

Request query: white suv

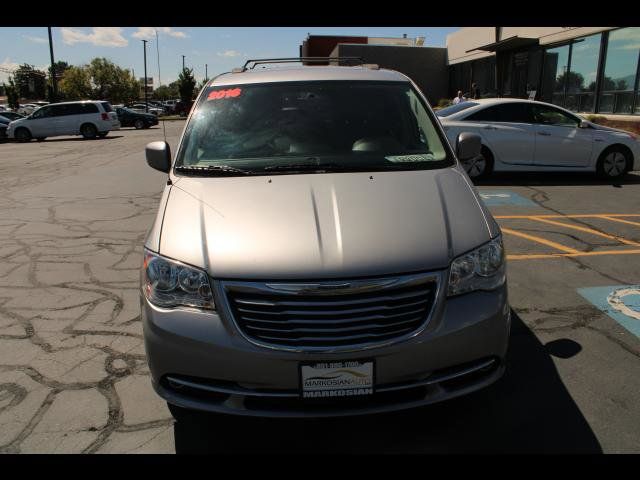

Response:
(7, 100), (120, 142)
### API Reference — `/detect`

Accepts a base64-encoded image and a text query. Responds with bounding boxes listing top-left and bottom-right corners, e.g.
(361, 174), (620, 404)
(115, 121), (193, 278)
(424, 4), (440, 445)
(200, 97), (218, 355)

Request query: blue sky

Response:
(0, 27), (459, 85)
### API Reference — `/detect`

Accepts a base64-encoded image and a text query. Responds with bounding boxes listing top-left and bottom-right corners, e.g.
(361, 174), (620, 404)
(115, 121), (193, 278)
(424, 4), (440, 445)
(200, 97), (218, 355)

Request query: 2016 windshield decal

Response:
(207, 88), (242, 100)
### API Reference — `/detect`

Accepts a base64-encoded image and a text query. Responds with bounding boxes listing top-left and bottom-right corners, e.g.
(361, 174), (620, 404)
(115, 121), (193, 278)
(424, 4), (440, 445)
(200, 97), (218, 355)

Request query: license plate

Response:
(300, 360), (374, 399)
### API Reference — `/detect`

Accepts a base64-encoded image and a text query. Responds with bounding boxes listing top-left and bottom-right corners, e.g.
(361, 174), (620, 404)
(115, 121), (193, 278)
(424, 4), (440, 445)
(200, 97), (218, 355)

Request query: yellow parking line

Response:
(529, 217), (640, 247)
(508, 249), (640, 260)
(599, 216), (640, 227)
(501, 227), (580, 254)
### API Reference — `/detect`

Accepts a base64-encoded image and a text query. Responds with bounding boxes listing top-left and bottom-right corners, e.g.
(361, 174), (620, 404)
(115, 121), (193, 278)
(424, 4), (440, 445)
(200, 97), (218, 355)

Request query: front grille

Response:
(222, 273), (438, 350)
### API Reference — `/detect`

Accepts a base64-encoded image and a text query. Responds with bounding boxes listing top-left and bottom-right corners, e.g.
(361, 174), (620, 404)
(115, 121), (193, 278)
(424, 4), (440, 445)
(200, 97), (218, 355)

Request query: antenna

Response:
(155, 29), (167, 143)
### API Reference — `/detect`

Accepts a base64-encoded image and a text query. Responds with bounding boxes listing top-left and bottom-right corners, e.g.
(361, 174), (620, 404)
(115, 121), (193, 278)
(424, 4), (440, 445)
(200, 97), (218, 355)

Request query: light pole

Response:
(47, 27), (57, 102)
(142, 39), (148, 112)
(205, 64), (208, 80)
(182, 55), (186, 71)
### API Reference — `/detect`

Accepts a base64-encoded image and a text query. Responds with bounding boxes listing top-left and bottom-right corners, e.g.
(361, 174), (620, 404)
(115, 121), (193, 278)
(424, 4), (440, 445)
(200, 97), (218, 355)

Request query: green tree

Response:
(59, 66), (92, 100)
(47, 60), (70, 101)
(177, 68), (196, 102)
(3, 76), (20, 109)
(13, 64), (47, 99)
(153, 83), (179, 100)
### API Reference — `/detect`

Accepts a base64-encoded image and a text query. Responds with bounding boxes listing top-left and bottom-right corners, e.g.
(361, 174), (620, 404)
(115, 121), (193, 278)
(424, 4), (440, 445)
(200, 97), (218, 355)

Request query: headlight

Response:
(141, 249), (214, 309)
(447, 236), (506, 296)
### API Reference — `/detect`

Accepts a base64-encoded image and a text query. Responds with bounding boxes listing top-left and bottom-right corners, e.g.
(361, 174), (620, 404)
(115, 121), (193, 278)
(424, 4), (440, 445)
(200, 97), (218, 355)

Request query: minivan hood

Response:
(157, 168), (493, 279)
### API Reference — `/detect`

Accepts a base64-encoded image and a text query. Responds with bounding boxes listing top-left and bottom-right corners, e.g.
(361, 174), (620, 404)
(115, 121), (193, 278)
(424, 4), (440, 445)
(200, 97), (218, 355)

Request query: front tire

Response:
(597, 147), (631, 179)
(462, 145), (494, 180)
(80, 123), (98, 139)
(14, 128), (32, 143)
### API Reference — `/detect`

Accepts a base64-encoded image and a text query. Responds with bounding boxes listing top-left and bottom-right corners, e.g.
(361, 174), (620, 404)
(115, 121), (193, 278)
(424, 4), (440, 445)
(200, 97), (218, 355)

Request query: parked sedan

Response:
(115, 107), (158, 129)
(0, 116), (8, 142)
(437, 98), (640, 179)
(0, 112), (25, 121)
(128, 103), (164, 116)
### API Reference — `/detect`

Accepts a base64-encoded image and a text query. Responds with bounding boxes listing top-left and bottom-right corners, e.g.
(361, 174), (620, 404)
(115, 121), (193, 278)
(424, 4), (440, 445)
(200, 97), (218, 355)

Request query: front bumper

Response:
(142, 281), (510, 417)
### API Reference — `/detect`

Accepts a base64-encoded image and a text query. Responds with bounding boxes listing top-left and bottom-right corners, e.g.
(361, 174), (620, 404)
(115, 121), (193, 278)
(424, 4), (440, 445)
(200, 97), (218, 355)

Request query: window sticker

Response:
(207, 88), (242, 101)
(385, 154), (436, 163)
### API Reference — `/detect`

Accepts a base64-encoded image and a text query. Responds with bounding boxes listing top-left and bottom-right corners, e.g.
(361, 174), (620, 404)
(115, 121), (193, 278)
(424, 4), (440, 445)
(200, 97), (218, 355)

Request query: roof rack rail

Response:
(239, 57), (364, 72)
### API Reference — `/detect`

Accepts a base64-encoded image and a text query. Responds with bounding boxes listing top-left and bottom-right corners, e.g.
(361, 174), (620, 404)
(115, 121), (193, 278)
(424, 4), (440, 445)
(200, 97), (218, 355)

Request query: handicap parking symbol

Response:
(478, 190), (536, 207)
(578, 285), (640, 339)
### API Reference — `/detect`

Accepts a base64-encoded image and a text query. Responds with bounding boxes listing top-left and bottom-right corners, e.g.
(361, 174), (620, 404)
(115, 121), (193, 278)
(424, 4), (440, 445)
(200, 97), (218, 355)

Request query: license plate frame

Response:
(299, 360), (375, 399)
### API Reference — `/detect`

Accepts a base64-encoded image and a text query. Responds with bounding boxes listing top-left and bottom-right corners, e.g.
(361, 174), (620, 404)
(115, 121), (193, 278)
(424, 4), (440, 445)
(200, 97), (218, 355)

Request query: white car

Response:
(437, 98), (640, 179)
(7, 100), (120, 142)
(128, 103), (163, 116)
(17, 104), (39, 116)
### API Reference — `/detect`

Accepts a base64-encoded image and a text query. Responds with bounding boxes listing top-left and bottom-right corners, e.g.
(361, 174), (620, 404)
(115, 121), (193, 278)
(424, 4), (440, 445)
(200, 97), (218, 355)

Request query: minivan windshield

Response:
(175, 81), (452, 175)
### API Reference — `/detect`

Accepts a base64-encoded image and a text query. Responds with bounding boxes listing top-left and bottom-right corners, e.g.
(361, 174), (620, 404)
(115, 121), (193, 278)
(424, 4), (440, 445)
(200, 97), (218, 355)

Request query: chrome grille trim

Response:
(216, 272), (442, 353)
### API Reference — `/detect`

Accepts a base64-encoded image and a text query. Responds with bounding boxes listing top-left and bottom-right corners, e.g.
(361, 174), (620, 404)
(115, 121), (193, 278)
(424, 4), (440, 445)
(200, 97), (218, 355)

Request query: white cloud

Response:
(132, 27), (187, 40)
(217, 50), (242, 57)
(23, 35), (47, 44)
(0, 57), (20, 84)
(616, 42), (640, 50)
(61, 27), (128, 47)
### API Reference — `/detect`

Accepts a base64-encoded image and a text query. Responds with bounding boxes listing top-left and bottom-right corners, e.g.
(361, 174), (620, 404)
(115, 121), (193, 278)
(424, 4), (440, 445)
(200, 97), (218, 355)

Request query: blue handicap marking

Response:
(578, 285), (640, 339)
(478, 190), (536, 207)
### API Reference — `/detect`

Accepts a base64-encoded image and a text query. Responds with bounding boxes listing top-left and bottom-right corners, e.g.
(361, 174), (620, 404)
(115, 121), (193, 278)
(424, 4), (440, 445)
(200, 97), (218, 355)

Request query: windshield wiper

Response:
(175, 164), (253, 176)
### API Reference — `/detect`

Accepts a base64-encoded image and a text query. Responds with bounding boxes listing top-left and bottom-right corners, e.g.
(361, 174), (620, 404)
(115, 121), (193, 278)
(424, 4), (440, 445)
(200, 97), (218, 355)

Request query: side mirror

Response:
(579, 120), (590, 129)
(146, 141), (171, 173)
(456, 132), (482, 160)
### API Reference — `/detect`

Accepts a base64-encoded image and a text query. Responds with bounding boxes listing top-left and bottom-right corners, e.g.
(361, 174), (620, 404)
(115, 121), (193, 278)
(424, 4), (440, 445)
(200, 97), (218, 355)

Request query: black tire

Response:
(80, 123), (98, 139)
(134, 119), (145, 129)
(36, 137), (46, 142)
(14, 127), (32, 143)
(98, 132), (108, 138)
(596, 146), (631, 179)
(462, 145), (494, 180)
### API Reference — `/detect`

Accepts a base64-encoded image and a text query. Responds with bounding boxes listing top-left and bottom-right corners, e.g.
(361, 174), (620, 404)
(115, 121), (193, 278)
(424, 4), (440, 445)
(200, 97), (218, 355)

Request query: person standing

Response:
(452, 90), (466, 104)
(471, 82), (481, 99)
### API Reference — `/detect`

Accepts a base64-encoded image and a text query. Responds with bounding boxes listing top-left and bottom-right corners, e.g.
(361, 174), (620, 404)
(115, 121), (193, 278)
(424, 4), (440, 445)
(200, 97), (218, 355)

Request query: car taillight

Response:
(101, 113), (109, 120)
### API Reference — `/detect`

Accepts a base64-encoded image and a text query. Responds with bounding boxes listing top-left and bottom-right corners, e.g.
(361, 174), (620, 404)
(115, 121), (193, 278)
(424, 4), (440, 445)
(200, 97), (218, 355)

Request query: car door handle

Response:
(538, 131), (551, 136)
(483, 125), (497, 130)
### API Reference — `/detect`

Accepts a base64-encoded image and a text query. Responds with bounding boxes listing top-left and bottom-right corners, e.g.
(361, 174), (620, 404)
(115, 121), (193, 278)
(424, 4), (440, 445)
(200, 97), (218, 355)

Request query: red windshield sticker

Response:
(207, 88), (242, 101)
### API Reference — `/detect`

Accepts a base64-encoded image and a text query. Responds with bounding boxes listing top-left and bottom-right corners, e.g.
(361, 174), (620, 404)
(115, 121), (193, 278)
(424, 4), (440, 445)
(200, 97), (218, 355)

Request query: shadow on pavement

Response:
(474, 171), (640, 187)
(32, 135), (125, 142)
(173, 311), (601, 454)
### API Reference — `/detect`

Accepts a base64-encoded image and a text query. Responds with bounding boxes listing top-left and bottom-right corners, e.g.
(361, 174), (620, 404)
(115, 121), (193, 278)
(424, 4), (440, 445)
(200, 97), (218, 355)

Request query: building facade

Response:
(447, 27), (640, 115)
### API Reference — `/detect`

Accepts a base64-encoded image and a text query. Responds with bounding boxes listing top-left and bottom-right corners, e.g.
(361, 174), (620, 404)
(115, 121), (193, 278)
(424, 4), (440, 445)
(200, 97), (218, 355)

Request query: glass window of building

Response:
(541, 44), (570, 107)
(599, 27), (640, 114)
(564, 34), (602, 113)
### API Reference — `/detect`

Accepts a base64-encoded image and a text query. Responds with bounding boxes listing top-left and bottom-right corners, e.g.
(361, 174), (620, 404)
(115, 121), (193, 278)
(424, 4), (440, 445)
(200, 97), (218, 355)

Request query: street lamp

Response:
(142, 39), (148, 113)
(182, 55), (186, 71)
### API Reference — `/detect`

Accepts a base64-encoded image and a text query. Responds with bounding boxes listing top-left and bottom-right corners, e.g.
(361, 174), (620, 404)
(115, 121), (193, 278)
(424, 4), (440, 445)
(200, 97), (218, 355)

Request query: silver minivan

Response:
(141, 61), (510, 418)
(8, 100), (120, 141)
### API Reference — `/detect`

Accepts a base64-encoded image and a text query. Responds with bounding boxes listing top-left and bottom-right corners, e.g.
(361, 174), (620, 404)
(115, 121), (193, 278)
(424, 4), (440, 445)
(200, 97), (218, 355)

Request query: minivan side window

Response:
(50, 105), (70, 116)
(465, 103), (533, 123)
(100, 102), (113, 112)
(31, 106), (52, 119)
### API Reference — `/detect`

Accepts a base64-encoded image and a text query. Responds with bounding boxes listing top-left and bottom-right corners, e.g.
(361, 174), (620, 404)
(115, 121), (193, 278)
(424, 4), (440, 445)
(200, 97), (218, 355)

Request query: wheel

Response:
(36, 137), (46, 142)
(462, 145), (493, 179)
(14, 127), (32, 143)
(597, 147), (631, 179)
(98, 132), (108, 138)
(134, 119), (145, 129)
(80, 123), (98, 139)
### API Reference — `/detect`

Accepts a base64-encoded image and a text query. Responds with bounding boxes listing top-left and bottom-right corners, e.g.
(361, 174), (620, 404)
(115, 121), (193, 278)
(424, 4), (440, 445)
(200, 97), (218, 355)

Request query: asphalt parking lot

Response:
(0, 122), (639, 453)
